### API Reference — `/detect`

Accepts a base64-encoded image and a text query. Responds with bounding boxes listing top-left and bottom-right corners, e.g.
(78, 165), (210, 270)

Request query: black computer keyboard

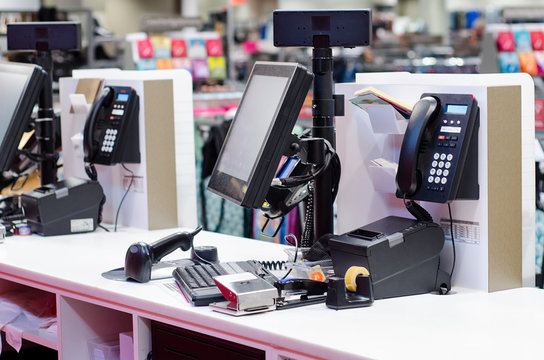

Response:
(173, 260), (278, 306)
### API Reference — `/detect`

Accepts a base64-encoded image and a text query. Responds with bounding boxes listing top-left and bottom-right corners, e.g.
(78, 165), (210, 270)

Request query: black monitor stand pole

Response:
(7, 21), (82, 186)
(35, 50), (57, 186)
(311, 36), (343, 244)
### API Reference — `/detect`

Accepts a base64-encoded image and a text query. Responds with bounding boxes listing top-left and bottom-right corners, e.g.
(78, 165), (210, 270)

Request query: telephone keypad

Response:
(101, 128), (118, 153)
(427, 152), (455, 191)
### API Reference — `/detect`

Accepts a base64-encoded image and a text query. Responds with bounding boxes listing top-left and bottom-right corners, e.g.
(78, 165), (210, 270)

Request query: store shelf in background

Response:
(502, 7), (544, 23)
(193, 90), (242, 127)
(60, 8), (125, 70)
(127, 31), (227, 86)
(482, 21), (544, 99)
(488, 25), (544, 75)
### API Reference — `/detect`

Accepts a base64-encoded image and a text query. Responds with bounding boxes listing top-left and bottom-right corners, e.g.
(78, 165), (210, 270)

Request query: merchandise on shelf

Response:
(497, 52), (520, 73)
(514, 29), (532, 52)
(519, 51), (538, 76)
(496, 31), (516, 52)
(171, 38), (187, 57)
(128, 31), (227, 82)
(531, 31), (544, 50)
(535, 52), (544, 75)
(137, 38), (154, 58)
(490, 23), (544, 76)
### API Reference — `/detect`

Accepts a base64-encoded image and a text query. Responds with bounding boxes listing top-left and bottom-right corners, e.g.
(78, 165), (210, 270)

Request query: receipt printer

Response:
(21, 177), (104, 236)
(329, 216), (450, 299)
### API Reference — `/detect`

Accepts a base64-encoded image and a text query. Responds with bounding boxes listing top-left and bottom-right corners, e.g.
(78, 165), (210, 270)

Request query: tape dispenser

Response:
(326, 266), (374, 310)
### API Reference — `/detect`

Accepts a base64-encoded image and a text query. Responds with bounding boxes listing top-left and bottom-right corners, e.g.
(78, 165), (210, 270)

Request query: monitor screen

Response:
(207, 61), (313, 209)
(0, 62), (45, 172)
(215, 75), (289, 182)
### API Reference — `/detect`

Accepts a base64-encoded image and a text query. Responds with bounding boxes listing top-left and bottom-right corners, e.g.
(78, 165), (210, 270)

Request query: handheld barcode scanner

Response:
(125, 226), (203, 283)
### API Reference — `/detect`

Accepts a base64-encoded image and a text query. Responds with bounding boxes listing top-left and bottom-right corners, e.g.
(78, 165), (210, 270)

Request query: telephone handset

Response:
(396, 93), (479, 203)
(83, 85), (140, 169)
(396, 96), (440, 196)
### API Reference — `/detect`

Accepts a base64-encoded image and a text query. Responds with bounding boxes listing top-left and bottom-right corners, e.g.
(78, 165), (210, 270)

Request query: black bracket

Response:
(334, 94), (345, 117)
(325, 275), (374, 310)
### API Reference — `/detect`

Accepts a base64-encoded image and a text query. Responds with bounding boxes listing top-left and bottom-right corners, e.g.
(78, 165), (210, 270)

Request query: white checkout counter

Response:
(0, 228), (542, 360)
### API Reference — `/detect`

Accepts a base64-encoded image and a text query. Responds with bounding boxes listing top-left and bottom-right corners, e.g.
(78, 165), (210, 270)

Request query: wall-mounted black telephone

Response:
(396, 93), (480, 203)
(84, 86), (140, 169)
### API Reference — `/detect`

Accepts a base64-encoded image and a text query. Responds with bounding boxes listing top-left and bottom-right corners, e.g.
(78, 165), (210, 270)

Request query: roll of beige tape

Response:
(344, 266), (370, 292)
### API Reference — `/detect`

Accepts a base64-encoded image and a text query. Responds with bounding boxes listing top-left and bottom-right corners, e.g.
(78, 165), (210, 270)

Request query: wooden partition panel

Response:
(487, 86), (523, 291)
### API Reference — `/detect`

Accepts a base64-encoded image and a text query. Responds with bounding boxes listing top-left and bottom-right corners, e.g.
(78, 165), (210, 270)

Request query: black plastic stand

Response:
(311, 39), (344, 243)
(325, 275), (374, 310)
(35, 51), (57, 186)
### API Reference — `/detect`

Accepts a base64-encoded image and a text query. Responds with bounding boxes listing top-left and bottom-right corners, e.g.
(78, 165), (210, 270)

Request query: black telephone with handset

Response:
(83, 85), (140, 168)
(396, 93), (479, 203)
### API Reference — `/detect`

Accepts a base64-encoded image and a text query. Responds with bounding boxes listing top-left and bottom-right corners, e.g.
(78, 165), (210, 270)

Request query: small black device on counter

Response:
(325, 274), (374, 310)
(329, 216), (451, 299)
(124, 226), (203, 283)
(20, 177), (104, 236)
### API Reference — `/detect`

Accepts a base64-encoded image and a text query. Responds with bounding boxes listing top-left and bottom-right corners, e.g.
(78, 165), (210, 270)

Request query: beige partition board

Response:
(487, 85), (523, 291)
(143, 79), (178, 230)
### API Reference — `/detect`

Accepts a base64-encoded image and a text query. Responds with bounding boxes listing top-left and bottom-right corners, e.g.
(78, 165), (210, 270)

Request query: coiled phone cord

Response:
(403, 196), (433, 222)
(301, 183), (314, 248)
(447, 203), (456, 280)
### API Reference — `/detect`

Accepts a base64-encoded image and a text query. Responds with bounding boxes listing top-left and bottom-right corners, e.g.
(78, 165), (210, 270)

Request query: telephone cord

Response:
(114, 164), (134, 232)
(448, 203), (456, 281)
